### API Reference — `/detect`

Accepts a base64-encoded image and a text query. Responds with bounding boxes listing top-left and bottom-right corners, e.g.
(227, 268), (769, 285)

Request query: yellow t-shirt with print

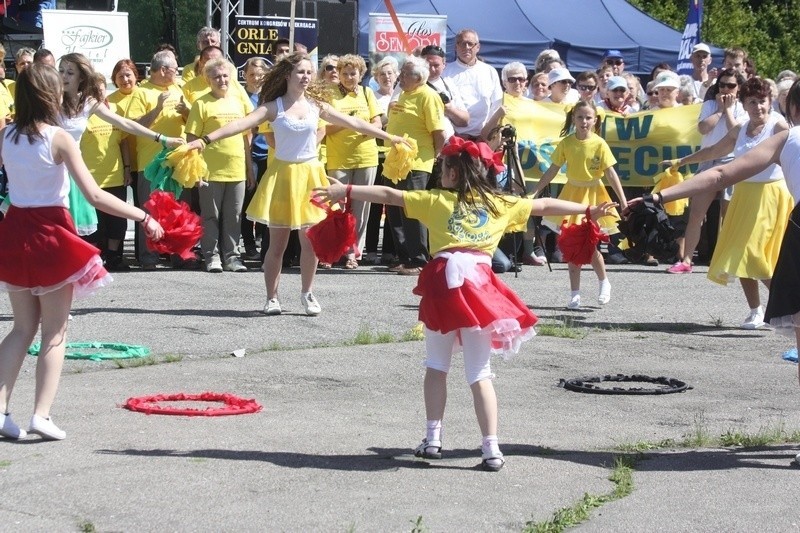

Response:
(127, 80), (185, 170)
(326, 87), (380, 170)
(108, 88), (140, 171)
(80, 103), (127, 189)
(386, 85), (445, 173)
(499, 93), (540, 141)
(403, 189), (532, 255)
(551, 133), (616, 182)
(185, 93), (251, 181)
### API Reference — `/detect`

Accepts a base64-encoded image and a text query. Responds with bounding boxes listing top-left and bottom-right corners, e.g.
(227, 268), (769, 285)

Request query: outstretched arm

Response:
(531, 198), (617, 220)
(318, 102), (409, 148)
(312, 176), (405, 207)
(93, 101), (183, 148)
(530, 163), (559, 198)
(662, 125), (739, 168)
(53, 129), (164, 240)
(657, 129), (787, 204)
(187, 104), (271, 151)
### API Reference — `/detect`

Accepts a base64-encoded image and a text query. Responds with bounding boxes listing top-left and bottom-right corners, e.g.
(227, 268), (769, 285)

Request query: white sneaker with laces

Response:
(567, 293), (581, 310)
(598, 279), (611, 305)
(263, 298), (282, 315)
(301, 292), (321, 316)
(741, 306), (766, 330)
(28, 415), (66, 440)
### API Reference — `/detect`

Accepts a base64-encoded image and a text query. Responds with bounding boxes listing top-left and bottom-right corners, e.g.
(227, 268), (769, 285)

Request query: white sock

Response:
(570, 290), (580, 298)
(482, 435), (501, 457)
(426, 420), (442, 443)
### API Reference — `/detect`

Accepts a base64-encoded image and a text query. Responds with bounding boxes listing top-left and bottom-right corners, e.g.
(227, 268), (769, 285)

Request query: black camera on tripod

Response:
(500, 124), (516, 141)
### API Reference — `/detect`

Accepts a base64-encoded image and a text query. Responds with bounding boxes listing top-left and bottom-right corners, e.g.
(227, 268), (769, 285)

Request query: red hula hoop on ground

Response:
(124, 392), (262, 416)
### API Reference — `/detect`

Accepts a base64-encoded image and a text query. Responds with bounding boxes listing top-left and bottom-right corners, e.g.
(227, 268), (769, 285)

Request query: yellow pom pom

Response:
(383, 135), (418, 184)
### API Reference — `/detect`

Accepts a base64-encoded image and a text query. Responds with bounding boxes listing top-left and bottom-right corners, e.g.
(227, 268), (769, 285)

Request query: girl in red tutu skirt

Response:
(0, 65), (164, 441)
(314, 135), (615, 471)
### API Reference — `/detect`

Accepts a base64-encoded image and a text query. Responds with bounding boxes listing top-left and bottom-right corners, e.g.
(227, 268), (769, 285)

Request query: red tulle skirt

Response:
(0, 205), (111, 298)
(413, 256), (538, 357)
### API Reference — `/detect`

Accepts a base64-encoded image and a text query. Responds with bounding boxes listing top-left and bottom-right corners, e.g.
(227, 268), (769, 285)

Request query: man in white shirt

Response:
(442, 29), (502, 139)
(690, 43), (714, 101)
(420, 44), (469, 139)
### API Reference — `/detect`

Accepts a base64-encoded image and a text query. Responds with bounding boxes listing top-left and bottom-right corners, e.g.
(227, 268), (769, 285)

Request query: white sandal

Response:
(414, 438), (442, 459)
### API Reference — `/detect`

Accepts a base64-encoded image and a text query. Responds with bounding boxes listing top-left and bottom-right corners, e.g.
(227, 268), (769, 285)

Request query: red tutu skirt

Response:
(413, 253), (538, 358)
(0, 205), (111, 298)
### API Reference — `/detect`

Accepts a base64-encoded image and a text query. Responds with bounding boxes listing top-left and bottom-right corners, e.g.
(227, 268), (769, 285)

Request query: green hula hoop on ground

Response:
(27, 342), (151, 361)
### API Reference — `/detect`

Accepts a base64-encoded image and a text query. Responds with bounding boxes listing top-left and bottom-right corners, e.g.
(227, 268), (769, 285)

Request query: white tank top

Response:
(61, 100), (95, 142)
(271, 96), (320, 163)
(779, 127), (800, 206)
(4, 125), (70, 208)
(734, 112), (784, 183)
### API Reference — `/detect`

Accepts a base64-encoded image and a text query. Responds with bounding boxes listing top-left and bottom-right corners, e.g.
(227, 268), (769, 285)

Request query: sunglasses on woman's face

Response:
(577, 84), (597, 91)
(324, 64), (336, 72)
(718, 82), (738, 90)
(506, 76), (526, 83)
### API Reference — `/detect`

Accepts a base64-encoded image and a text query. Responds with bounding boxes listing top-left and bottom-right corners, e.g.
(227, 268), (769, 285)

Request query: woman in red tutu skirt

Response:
(314, 135), (615, 471)
(0, 64), (164, 441)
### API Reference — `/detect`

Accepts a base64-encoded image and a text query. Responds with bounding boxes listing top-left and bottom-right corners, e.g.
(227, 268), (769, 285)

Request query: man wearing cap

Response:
(691, 43), (714, 100)
(421, 45), (469, 139)
(544, 67), (579, 104)
(603, 50), (625, 76)
(442, 29), (502, 139)
(598, 76), (633, 115)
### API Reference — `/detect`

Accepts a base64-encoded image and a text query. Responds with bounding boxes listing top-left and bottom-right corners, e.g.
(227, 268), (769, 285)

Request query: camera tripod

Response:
(499, 125), (551, 276)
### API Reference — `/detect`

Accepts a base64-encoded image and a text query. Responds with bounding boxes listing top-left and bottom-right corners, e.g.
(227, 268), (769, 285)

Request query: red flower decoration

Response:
(557, 207), (609, 266)
(142, 190), (203, 260)
(306, 185), (357, 264)
(441, 135), (505, 175)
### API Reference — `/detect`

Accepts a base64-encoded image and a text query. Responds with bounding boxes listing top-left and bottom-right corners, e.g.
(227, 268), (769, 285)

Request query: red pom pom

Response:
(306, 189), (357, 264)
(143, 191), (203, 260)
(557, 208), (609, 266)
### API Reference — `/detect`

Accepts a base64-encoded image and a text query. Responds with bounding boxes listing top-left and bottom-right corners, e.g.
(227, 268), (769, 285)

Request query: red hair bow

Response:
(441, 135), (506, 175)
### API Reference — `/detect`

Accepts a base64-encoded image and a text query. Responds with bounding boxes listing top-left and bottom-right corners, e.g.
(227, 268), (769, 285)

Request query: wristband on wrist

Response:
(154, 133), (162, 142)
(202, 135), (212, 145)
(140, 213), (150, 225)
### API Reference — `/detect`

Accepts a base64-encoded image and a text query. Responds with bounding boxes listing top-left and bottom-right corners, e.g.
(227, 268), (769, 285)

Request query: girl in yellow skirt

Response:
(531, 101), (627, 309)
(187, 53), (408, 316)
(662, 77), (793, 329)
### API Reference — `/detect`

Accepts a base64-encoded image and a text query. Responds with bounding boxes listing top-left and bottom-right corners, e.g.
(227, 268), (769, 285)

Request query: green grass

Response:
(409, 515), (428, 533)
(0, 460), (11, 468)
(112, 355), (157, 369)
(523, 456), (635, 533)
(536, 316), (586, 340)
(351, 325), (396, 345)
(615, 418), (800, 452)
(77, 520), (96, 533)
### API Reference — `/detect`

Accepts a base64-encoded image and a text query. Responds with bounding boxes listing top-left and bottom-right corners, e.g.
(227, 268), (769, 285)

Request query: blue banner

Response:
(677, 0), (702, 75)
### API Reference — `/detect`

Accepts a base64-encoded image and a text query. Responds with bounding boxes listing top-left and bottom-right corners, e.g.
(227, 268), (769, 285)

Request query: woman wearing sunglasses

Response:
(666, 69), (748, 275)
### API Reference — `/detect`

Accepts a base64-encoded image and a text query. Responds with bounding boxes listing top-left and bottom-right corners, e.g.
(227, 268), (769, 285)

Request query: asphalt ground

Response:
(0, 256), (798, 532)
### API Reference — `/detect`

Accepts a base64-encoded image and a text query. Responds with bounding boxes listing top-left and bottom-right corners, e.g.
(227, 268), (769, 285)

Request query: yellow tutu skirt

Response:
(707, 179), (793, 285)
(543, 180), (620, 234)
(246, 158), (330, 229)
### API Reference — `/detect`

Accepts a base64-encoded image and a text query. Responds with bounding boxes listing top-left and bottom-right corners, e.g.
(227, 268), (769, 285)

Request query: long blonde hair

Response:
(258, 52), (331, 106)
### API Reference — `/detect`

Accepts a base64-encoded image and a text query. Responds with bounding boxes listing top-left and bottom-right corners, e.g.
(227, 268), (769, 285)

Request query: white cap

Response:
(653, 71), (680, 89)
(692, 43), (711, 55)
(607, 76), (628, 91)
(548, 67), (575, 86)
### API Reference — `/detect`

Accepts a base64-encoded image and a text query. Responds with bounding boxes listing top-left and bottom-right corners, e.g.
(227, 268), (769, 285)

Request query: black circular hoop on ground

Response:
(560, 374), (690, 395)
(124, 392), (263, 416)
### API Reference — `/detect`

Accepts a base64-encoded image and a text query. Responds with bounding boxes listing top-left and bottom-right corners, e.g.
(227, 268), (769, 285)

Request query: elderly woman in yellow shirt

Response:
(185, 58), (255, 273)
(326, 54), (383, 269)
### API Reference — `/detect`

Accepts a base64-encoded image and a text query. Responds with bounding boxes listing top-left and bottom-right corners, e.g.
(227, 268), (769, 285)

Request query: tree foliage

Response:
(628, 0), (800, 78)
(118, 0), (204, 65)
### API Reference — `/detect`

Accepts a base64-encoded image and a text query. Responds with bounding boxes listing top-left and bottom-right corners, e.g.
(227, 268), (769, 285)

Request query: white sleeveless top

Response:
(61, 100), (95, 142)
(4, 125), (70, 208)
(271, 96), (319, 163)
(734, 112), (784, 183)
(779, 127), (800, 206)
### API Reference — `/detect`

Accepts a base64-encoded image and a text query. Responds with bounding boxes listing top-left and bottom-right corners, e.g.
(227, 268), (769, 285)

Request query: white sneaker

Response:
(206, 257), (223, 273)
(301, 292), (321, 316)
(598, 280), (611, 305)
(0, 412), (26, 439)
(567, 293), (581, 310)
(741, 306), (766, 330)
(223, 257), (248, 272)
(28, 415), (66, 440)
(263, 298), (282, 315)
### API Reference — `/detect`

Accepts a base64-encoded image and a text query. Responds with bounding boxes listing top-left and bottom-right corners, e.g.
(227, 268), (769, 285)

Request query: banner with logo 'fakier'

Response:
(368, 12), (446, 66)
(41, 9), (130, 80)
